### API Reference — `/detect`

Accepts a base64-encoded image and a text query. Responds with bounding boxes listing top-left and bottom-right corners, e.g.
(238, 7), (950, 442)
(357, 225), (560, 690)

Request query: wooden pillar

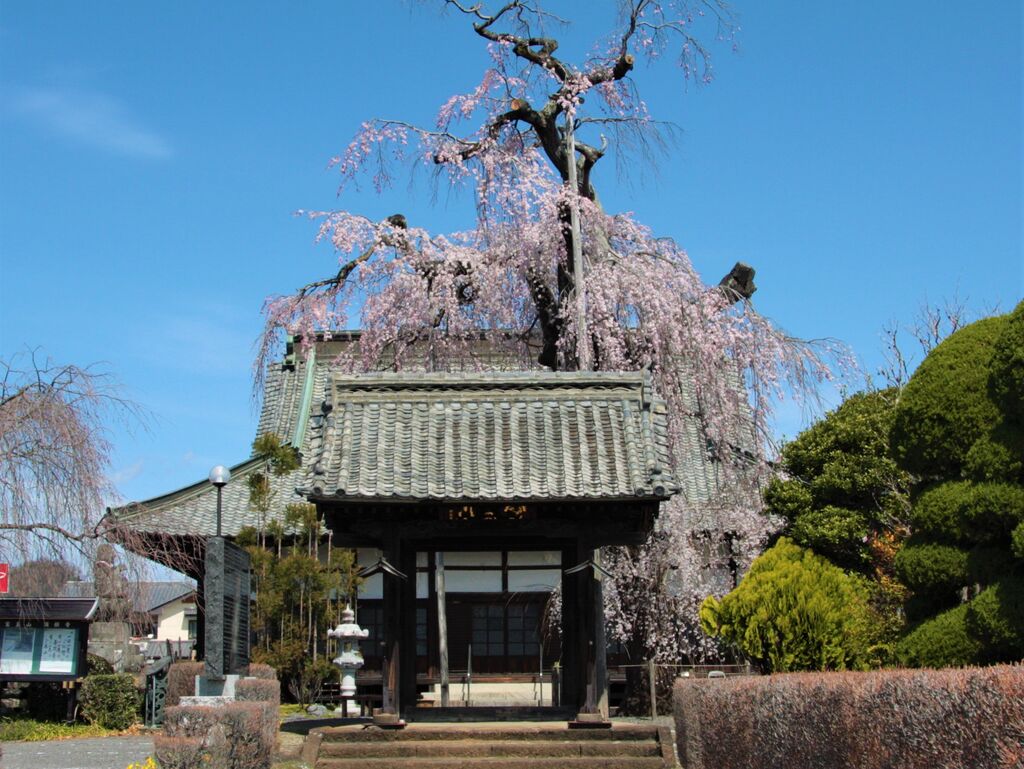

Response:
(399, 545), (418, 716)
(565, 540), (607, 717)
(381, 536), (402, 714)
(435, 552), (450, 707)
(593, 547), (608, 718)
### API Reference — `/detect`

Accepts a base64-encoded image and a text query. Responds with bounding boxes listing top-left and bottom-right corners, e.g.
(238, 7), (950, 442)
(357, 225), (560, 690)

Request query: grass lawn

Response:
(0, 716), (139, 741)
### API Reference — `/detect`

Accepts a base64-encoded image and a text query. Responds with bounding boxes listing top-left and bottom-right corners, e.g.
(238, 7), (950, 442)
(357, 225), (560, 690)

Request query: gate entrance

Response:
(299, 372), (678, 721)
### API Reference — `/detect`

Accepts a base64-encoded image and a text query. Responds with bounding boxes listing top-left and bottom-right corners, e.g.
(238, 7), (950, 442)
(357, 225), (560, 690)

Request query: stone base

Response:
(568, 712), (612, 729)
(179, 695), (234, 708)
(196, 674), (241, 698)
(372, 710), (406, 729)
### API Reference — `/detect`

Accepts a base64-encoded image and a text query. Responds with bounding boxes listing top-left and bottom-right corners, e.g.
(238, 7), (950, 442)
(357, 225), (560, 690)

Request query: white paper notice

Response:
(0, 628), (36, 674)
(39, 628), (76, 673)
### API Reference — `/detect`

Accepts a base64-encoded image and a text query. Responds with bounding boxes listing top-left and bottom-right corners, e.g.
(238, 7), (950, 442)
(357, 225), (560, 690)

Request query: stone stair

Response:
(302, 723), (676, 769)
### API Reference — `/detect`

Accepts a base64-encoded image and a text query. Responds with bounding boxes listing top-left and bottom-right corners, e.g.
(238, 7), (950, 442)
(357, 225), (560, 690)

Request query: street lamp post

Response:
(208, 465), (231, 537)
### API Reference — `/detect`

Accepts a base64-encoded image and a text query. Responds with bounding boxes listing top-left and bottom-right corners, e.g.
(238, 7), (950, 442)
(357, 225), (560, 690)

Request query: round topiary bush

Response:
(965, 577), (1024, 659)
(963, 425), (1024, 483)
(896, 603), (984, 668)
(988, 300), (1024, 425)
(910, 480), (1024, 543)
(891, 315), (1006, 479)
(910, 482), (973, 542)
(894, 540), (969, 593)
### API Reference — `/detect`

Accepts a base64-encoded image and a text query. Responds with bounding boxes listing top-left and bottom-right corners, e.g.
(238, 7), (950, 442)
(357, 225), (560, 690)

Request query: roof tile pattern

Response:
(302, 372), (677, 501)
(113, 339), (730, 538)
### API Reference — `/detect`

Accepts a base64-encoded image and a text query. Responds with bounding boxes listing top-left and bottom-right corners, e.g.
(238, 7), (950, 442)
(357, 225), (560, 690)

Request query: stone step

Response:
(316, 757), (666, 769)
(318, 725), (659, 742)
(321, 738), (661, 758)
(409, 706), (576, 722)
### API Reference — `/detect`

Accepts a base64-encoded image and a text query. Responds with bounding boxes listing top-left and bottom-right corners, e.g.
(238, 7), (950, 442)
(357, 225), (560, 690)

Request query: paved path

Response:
(1, 736), (154, 769)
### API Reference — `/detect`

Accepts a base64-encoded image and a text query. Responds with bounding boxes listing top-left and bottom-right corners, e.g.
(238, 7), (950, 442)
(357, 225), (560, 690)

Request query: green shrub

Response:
(891, 316), (1006, 479)
(911, 482), (971, 541)
(963, 425), (1024, 483)
(966, 544), (1016, 585)
(763, 478), (812, 522)
(988, 299), (1024, 424)
(910, 480), (1024, 543)
(700, 538), (874, 672)
(86, 653), (114, 676)
(1013, 521), (1024, 559)
(78, 674), (140, 730)
(965, 577), (1024, 658)
(894, 541), (969, 593)
(789, 505), (870, 569)
(896, 603), (984, 668)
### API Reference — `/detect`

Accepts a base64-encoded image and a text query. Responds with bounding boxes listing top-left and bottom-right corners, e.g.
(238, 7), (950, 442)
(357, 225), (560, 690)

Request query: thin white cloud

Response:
(110, 459), (145, 486)
(11, 86), (171, 159)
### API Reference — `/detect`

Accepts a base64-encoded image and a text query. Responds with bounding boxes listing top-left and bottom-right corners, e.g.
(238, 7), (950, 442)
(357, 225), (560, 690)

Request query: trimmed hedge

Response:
(910, 481), (1024, 543)
(896, 603), (984, 668)
(674, 665), (1024, 769)
(247, 663), (277, 680)
(165, 661), (203, 707)
(160, 702), (277, 769)
(151, 736), (205, 769)
(894, 540), (969, 593)
(79, 674), (141, 730)
(890, 316), (1006, 479)
(964, 426), (1024, 483)
(966, 577), (1024, 658)
(236, 677), (281, 707)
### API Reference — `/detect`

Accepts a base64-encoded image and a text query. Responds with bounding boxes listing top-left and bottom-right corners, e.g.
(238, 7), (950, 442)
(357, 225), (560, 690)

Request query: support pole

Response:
(435, 551), (450, 707)
(648, 659), (658, 719)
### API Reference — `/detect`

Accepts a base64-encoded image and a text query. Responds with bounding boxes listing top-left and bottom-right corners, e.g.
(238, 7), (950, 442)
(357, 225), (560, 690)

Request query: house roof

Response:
(110, 336), (728, 539)
(303, 371), (677, 501)
(0, 597), (99, 622)
(60, 581), (194, 614)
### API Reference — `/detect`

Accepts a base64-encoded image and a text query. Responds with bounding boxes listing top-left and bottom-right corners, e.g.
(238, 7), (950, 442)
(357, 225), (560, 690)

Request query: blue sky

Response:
(1, 1), (1021, 507)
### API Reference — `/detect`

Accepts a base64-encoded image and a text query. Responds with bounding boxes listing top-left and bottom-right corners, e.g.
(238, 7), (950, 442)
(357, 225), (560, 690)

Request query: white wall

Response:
(155, 596), (194, 641)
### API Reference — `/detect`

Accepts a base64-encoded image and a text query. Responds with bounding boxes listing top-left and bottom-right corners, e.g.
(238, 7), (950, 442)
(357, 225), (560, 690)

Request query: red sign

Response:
(0, 563), (8, 594)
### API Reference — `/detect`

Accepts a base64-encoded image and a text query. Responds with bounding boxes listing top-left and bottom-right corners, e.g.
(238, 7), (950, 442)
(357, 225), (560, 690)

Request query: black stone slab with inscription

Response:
(204, 538), (250, 679)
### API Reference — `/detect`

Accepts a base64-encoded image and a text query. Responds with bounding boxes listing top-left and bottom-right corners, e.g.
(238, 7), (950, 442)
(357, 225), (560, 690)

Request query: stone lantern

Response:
(328, 605), (369, 714)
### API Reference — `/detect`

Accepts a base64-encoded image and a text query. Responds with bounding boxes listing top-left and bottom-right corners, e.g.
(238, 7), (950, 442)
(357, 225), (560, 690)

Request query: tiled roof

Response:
(109, 454), (306, 538)
(111, 337), (729, 539)
(61, 581), (194, 613)
(302, 371), (677, 501)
